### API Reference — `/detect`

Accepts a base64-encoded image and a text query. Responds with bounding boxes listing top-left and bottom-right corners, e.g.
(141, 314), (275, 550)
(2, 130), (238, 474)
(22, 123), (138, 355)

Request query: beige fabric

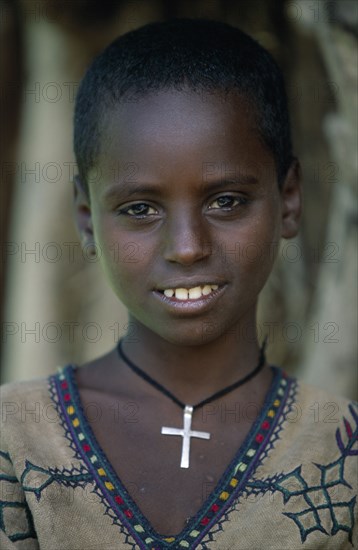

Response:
(0, 372), (357, 549)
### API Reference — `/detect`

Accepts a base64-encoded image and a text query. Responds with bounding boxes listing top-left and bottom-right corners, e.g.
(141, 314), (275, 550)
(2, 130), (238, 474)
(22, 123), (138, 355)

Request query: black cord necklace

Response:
(117, 337), (267, 469)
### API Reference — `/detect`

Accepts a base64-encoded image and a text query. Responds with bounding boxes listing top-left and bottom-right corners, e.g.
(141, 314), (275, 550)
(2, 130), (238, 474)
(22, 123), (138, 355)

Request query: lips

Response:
(152, 282), (227, 315)
(160, 284), (219, 300)
(155, 278), (226, 292)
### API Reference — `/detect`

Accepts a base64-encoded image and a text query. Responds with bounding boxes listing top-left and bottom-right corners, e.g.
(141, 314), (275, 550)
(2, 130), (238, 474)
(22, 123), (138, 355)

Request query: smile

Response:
(161, 284), (219, 300)
(152, 283), (227, 315)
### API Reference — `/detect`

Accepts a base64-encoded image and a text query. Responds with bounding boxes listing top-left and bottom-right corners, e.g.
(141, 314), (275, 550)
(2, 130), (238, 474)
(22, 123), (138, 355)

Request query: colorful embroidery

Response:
(243, 403), (357, 545)
(48, 365), (295, 549)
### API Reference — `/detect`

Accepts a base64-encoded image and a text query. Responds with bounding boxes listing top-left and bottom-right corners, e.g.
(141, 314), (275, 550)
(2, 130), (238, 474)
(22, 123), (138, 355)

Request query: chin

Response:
(154, 325), (226, 348)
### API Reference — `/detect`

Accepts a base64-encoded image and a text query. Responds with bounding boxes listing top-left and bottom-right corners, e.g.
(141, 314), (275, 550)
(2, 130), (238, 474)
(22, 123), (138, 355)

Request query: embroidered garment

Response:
(0, 365), (357, 549)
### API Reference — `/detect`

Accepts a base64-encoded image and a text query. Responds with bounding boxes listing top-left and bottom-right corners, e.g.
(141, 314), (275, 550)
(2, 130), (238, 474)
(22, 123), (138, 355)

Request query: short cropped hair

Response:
(74, 18), (293, 196)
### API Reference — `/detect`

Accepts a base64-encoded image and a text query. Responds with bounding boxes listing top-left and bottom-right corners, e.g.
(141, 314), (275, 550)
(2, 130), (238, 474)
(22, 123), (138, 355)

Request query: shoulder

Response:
(1, 376), (50, 402)
(293, 376), (356, 418)
(0, 371), (65, 457)
(280, 372), (357, 462)
(0, 376), (53, 426)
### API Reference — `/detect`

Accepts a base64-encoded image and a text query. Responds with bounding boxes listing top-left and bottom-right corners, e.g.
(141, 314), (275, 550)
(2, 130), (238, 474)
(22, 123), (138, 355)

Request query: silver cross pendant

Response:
(161, 405), (211, 468)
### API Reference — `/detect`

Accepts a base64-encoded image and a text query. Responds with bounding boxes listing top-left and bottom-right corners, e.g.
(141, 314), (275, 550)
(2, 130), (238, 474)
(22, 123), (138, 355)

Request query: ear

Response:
(73, 175), (94, 245)
(280, 158), (302, 239)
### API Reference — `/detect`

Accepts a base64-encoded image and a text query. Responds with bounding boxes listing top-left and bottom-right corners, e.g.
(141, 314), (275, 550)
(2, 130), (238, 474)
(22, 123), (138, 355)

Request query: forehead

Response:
(91, 89), (275, 188)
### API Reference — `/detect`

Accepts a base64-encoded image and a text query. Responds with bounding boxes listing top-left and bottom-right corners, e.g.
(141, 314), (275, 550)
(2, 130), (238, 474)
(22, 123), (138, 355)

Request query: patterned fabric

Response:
(0, 366), (357, 549)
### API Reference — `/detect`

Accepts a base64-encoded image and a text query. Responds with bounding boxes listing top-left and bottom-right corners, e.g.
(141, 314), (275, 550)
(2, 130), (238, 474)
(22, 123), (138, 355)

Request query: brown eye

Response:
(208, 195), (247, 210)
(117, 203), (157, 217)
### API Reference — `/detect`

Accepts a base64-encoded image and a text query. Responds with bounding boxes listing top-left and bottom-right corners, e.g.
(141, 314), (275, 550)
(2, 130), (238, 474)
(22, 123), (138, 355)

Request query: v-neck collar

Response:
(49, 364), (296, 549)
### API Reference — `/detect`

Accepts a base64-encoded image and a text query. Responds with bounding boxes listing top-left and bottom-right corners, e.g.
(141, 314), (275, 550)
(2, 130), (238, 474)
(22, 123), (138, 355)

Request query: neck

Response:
(120, 311), (265, 403)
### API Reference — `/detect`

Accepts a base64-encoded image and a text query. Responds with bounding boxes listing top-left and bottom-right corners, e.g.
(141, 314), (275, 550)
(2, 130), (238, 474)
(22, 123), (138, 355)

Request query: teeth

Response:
(162, 284), (220, 300)
(188, 286), (202, 299)
(202, 285), (212, 295)
(164, 289), (174, 297)
(175, 288), (189, 300)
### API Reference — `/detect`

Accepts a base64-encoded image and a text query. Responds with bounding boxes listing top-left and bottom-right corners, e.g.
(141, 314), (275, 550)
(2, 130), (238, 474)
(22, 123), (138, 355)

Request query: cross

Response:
(161, 405), (211, 468)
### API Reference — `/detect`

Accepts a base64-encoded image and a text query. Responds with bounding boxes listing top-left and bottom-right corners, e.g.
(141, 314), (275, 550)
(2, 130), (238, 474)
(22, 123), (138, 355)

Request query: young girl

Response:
(1, 19), (356, 550)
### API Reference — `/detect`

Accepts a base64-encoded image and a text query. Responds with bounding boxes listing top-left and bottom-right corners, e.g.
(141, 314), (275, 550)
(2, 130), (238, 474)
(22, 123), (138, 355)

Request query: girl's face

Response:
(75, 90), (301, 346)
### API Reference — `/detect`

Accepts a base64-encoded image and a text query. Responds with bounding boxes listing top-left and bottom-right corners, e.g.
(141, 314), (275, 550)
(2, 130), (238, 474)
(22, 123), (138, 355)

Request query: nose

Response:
(162, 207), (211, 265)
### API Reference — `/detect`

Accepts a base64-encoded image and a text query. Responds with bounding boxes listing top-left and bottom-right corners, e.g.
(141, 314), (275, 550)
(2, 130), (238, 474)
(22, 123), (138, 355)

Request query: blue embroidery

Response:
(20, 460), (93, 501)
(244, 403), (357, 545)
(0, 451), (37, 542)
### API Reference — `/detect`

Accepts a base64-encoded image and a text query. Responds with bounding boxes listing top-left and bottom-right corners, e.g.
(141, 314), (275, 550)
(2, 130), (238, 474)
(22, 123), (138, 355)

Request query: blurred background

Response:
(1, 0), (357, 399)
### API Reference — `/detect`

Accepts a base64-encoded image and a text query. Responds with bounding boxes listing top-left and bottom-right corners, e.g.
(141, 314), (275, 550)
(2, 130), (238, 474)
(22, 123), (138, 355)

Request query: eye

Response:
(116, 202), (158, 218)
(208, 194), (248, 210)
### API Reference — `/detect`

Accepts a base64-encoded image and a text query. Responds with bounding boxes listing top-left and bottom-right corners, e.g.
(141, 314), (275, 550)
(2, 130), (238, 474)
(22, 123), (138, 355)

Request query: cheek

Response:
(222, 208), (281, 288)
(93, 221), (157, 299)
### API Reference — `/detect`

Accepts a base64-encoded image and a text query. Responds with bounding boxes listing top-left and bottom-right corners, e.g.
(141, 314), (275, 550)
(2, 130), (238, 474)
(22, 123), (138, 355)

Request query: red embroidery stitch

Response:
(344, 418), (353, 438)
(54, 364), (289, 547)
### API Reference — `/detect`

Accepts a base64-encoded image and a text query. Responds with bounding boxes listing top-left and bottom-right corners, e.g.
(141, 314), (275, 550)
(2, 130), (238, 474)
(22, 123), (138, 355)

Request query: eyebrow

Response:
(102, 175), (259, 201)
(203, 174), (259, 189)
